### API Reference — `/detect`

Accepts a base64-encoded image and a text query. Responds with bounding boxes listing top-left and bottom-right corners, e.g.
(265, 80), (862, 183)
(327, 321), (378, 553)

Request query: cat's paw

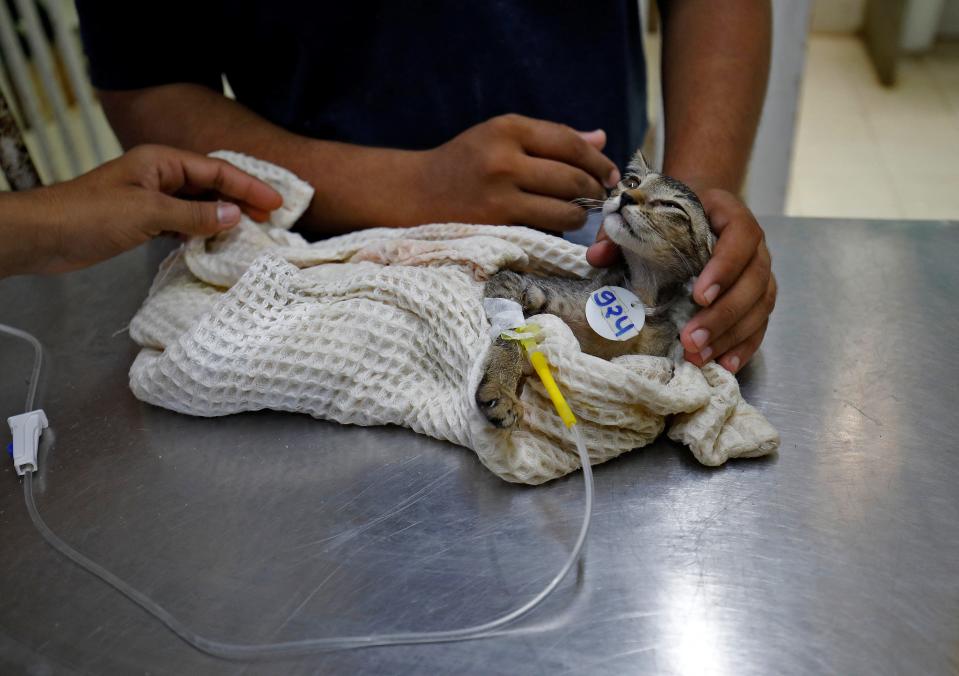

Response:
(522, 284), (547, 314)
(475, 381), (524, 429)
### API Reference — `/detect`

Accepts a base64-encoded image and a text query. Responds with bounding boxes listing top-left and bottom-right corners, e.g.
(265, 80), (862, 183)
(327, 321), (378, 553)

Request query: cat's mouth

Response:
(602, 209), (650, 248)
(603, 196), (648, 244)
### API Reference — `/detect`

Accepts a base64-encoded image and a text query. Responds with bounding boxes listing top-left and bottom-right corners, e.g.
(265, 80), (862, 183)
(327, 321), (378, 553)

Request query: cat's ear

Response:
(627, 150), (651, 178)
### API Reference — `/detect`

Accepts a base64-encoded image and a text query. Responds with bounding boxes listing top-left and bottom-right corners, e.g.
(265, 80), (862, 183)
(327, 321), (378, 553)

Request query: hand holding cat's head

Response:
(602, 151), (714, 278)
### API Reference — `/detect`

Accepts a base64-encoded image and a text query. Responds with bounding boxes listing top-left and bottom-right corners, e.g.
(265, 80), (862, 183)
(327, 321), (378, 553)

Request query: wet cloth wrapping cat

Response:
(127, 152), (780, 485)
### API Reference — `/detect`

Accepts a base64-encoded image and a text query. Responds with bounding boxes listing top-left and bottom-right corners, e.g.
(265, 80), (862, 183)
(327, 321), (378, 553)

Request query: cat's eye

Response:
(622, 176), (640, 189)
(652, 199), (683, 210)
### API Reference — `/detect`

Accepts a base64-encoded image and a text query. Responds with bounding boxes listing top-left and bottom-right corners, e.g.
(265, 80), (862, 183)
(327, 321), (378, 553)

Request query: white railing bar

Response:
(14, 0), (84, 176)
(42, 0), (104, 164)
(0, 0), (58, 182)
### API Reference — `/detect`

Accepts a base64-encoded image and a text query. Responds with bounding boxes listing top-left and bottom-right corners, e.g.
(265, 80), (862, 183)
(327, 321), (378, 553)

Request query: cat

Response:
(476, 150), (715, 428)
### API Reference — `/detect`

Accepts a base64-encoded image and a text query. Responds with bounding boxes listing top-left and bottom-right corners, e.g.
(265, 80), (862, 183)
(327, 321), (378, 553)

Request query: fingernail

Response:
(703, 284), (720, 305)
(700, 346), (713, 361)
(691, 328), (710, 350)
(605, 168), (621, 189)
(216, 202), (241, 225)
(728, 356), (741, 372)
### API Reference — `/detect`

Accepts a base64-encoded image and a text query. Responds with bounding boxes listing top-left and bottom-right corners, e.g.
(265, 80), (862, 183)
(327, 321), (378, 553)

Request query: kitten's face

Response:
(602, 152), (714, 276)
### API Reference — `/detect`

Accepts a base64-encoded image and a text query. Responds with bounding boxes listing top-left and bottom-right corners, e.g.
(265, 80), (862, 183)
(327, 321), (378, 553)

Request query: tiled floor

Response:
(787, 35), (959, 220)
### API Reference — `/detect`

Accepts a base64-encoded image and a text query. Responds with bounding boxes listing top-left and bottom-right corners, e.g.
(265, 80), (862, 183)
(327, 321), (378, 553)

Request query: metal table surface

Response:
(0, 217), (957, 675)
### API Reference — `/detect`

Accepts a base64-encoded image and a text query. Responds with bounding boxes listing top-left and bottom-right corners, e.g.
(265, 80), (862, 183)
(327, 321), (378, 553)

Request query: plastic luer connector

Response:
(8, 410), (47, 475)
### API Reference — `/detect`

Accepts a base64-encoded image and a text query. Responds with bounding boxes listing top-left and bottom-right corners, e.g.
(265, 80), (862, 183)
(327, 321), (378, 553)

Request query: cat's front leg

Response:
(475, 337), (528, 428)
(485, 270), (548, 315)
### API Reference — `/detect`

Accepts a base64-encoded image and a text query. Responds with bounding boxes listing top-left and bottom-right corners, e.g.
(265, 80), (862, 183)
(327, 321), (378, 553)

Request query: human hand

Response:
(587, 188), (775, 373)
(417, 114), (620, 232)
(40, 145), (283, 273)
(678, 189), (775, 372)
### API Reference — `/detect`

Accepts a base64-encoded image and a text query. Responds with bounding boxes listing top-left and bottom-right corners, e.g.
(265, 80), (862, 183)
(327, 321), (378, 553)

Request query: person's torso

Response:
(216, 1), (647, 170)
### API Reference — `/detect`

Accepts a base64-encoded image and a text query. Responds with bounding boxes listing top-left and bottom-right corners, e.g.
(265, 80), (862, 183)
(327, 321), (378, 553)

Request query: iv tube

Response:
(4, 322), (593, 659)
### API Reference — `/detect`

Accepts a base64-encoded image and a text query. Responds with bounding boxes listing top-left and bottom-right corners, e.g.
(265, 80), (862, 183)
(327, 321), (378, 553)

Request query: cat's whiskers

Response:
(664, 238), (696, 277)
(642, 218), (697, 278)
(571, 197), (607, 210)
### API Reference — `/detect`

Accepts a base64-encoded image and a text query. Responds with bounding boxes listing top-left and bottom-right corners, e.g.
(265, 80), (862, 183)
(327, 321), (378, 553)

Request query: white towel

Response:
(128, 152), (779, 484)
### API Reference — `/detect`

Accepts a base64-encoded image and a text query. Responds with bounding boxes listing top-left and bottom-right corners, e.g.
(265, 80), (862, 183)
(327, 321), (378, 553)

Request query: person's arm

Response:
(0, 145), (282, 278)
(589, 0), (774, 373)
(658, 0), (770, 192)
(98, 85), (619, 236)
(659, 0), (775, 374)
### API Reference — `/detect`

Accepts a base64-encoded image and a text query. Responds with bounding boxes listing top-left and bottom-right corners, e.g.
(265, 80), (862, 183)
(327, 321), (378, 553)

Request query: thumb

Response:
(156, 197), (242, 238)
(586, 239), (621, 267)
(585, 224), (621, 268)
(576, 128), (607, 151)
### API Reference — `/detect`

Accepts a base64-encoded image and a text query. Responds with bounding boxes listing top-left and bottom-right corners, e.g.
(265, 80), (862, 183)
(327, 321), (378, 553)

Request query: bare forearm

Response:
(658, 0), (771, 194)
(0, 190), (61, 277)
(99, 84), (429, 234)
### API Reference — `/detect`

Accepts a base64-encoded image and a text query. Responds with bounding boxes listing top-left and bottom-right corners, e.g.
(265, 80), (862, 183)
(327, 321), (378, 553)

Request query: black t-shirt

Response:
(76, 1), (647, 171)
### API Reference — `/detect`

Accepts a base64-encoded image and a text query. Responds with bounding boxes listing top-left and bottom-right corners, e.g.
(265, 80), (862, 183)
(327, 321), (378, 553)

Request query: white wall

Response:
(812, 0), (866, 32)
(744, 0), (813, 216)
(812, 0), (959, 37)
(942, 0), (959, 35)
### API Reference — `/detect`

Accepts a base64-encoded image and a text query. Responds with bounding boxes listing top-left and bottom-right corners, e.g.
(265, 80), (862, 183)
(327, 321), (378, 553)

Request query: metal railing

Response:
(0, 0), (119, 187)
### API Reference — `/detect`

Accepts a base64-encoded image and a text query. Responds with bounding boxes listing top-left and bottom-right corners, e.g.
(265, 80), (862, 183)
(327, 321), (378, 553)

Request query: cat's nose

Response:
(619, 190), (645, 208)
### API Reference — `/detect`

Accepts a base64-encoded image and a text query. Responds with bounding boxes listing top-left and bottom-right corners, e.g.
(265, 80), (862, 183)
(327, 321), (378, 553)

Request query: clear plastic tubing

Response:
(3, 322), (594, 659)
(0, 323), (42, 412)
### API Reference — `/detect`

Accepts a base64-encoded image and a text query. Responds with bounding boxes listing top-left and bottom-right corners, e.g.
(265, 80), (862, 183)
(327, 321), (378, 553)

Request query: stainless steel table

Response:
(1, 217), (957, 675)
